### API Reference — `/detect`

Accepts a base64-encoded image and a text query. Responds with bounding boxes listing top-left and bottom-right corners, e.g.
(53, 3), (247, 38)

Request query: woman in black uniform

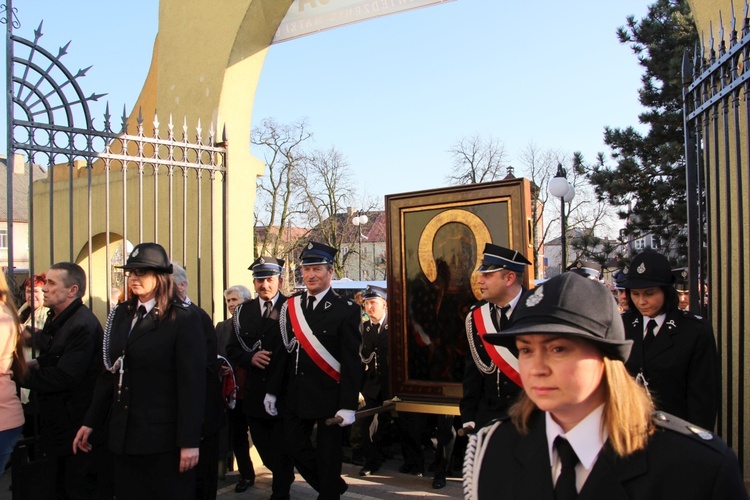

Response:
(73, 243), (206, 499)
(621, 250), (719, 429)
(463, 273), (746, 500)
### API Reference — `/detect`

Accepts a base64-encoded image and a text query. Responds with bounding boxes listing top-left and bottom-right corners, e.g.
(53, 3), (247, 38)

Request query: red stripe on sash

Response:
(472, 306), (522, 387)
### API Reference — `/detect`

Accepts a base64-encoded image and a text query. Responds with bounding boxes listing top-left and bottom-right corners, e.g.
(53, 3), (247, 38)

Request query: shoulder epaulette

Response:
(679, 309), (705, 322)
(173, 299), (190, 310)
(651, 411), (726, 453)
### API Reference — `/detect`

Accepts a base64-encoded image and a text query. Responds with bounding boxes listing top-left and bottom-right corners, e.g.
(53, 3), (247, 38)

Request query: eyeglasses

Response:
(124, 269), (151, 277)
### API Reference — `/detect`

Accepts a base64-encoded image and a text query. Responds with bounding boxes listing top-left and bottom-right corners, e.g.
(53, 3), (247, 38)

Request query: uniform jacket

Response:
(225, 294), (288, 419)
(622, 308), (719, 429)
(468, 411), (747, 500)
(267, 289), (362, 419)
(190, 302), (224, 436)
(84, 300), (206, 455)
(460, 299), (522, 429)
(360, 315), (388, 402)
(23, 299), (104, 456)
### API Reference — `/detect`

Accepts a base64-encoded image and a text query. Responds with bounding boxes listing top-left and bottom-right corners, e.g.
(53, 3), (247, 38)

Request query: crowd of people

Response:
(0, 239), (746, 499)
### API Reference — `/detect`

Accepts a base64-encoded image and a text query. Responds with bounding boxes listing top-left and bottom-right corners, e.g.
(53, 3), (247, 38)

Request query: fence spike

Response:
(120, 104), (129, 134)
(33, 21), (43, 42)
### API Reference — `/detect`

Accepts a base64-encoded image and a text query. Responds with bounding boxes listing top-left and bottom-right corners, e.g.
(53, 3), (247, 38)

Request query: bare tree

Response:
(299, 147), (364, 277)
(252, 118), (311, 261)
(517, 146), (618, 278)
(445, 134), (509, 185)
(517, 143), (560, 279)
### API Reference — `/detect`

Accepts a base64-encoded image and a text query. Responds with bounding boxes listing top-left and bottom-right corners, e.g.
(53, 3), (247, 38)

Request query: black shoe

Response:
(359, 464), (380, 476)
(432, 475), (447, 489)
(235, 478), (254, 492)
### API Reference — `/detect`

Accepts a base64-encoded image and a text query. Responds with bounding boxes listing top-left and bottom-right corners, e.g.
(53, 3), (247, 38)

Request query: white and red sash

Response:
(287, 295), (341, 383)
(472, 303), (522, 387)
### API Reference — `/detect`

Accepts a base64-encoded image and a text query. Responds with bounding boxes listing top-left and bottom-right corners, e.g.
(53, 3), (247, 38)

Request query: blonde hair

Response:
(0, 272), (25, 380)
(509, 356), (655, 457)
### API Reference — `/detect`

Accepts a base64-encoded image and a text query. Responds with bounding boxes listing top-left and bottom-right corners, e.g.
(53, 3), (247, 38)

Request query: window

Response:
(0, 228), (8, 250)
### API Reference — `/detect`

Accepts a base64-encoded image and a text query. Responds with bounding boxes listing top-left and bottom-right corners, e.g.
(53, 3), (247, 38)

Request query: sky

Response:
(2, 0), (653, 212)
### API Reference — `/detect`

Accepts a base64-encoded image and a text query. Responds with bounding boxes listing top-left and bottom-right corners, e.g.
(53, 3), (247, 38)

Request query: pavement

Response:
(1, 455), (463, 499)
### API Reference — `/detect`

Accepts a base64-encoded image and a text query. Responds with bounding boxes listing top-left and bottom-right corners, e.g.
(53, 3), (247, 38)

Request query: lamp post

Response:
(351, 212), (368, 280)
(548, 163), (576, 273)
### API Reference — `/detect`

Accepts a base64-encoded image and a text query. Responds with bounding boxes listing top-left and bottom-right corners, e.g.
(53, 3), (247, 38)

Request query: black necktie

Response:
(371, 323), (380, 333)
(130, 305), (147, 334)
(306, 296), (316, 314)
(499, 305), (511, 330)
(643, 319), (658, 353)
(554, 437), (579, 500)
(263, 301), (272, 319)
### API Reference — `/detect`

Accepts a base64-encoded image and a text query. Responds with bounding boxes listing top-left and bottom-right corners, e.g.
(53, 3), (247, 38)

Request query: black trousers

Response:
(113, 449), (195, 500)
(195, 431), (219, 500)
(229, 399), (255, 481)
(53, 447), (113, 500)
(283, 412), (347, 500)
(397, 412), (426, 474)
(248, 416), (294, 499)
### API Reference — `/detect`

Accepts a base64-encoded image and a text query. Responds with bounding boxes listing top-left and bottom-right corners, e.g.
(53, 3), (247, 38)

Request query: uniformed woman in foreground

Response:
(463, 272), (747, 500)
(73, 243), (206, 499)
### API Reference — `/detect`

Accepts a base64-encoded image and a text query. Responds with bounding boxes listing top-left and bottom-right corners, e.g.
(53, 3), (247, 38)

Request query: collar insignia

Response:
(632, 317), (640, 327)
(666, 319), (676, 329)
(688, 425), (713, 440)
(324, 301), (332, 310)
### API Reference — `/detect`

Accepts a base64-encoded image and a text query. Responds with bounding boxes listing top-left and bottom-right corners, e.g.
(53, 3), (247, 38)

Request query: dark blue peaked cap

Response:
(362, 285), (387, 301)
(300, 241), (337, 266)
(118, 242), (173, 274)
(249, 256), (284, 278)
(477, 243), (531, 273)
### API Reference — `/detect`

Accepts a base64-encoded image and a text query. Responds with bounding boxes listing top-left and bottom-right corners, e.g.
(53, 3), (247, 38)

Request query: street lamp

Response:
(548, 163), (575, 273)
(351, 212), (368, 280)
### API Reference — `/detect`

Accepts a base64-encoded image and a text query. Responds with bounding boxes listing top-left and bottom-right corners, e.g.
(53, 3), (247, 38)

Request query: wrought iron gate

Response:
(682, 3), (749, 473)
(3, 2), (227, 322)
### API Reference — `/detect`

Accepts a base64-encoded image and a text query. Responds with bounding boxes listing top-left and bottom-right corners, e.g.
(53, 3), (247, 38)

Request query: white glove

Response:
(335, 409), (356, 427)
(264, 393), (278, 416)
(462, 421), (475, 430)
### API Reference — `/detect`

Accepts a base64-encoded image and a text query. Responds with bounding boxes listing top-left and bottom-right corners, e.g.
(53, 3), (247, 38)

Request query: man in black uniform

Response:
(460, 244), (530, 434)
(265, 242), (362, 500)
(22, 262), (109, 498)
(357, 285), (389, 477)
(172, 262), (224, 500)
(226, 256), (294, 499)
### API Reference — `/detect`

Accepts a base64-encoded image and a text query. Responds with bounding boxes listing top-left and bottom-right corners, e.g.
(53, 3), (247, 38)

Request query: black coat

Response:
(267, 290), (362, 419)
(622, 308), (719, 429)
(23, 299), (103, 456)
(359, 315), (388, 402)
(467, 411), (747, 500)
(190, 302), (224, 436)
(84, 300), (206, 455)
(460, 300), (522, 428)
(225, 294), (288, 419)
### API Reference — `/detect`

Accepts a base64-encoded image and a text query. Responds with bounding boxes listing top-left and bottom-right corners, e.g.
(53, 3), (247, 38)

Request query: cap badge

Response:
(681, 270), (688, 278)
(259, 257), (266, 265)
(637, 262), (646, 274)
(623, 267), (629, 274)
(131, 248), (139, 258)
(526, 285), (544, 307)
(308, 243), (314, 250)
